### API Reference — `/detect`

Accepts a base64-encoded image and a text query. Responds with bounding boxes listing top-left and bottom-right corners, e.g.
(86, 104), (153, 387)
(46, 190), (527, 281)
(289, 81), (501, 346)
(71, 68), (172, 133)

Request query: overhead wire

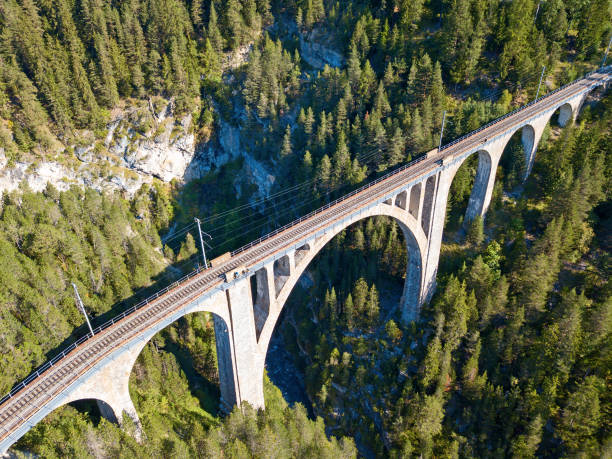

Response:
(164, 40), (609, 257)
(79, 39), (612, 340)
(193, 142), (395, 242)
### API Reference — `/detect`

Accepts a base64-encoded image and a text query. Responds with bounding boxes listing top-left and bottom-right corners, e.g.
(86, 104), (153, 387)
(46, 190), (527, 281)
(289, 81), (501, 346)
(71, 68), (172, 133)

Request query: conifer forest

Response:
(0, 0), (610, 457)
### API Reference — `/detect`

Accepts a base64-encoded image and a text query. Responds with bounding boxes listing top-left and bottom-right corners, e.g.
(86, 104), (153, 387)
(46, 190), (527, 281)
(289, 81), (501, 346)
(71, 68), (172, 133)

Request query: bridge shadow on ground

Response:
(46, 258), (205, 362)
(39, 257), (222, 419)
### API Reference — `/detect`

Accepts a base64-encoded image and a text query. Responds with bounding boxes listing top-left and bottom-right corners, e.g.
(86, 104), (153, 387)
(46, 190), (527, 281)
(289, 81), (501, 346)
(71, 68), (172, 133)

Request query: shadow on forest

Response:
(46, 257), (209, 362)
(43, 256), (222, 418)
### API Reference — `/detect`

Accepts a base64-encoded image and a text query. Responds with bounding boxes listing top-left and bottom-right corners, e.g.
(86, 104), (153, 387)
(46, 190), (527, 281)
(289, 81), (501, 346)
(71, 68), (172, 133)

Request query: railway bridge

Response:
(0, 68), (609, 453)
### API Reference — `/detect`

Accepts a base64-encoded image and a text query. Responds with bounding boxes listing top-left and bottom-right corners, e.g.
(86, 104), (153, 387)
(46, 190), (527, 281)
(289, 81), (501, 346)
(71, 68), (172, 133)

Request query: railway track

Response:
(0, 68), (609, 445)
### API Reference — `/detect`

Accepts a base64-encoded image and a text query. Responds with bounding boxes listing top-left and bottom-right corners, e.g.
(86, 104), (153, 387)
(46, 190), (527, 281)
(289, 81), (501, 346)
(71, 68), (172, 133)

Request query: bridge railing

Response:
(231, 153), (429, 256)
(0, 265), (206, 407)
(0, 66), (609, 412)
(440, 67), (607, 151)
(231, 68), (612, 257)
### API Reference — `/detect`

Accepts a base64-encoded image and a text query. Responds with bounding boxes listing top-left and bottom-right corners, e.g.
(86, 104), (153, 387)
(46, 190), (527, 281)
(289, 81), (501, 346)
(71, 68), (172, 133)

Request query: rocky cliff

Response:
(0, 96), (275, 204)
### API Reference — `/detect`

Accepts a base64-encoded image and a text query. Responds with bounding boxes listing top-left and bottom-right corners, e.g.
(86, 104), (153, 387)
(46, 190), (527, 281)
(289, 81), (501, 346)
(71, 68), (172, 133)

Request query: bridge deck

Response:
(0, 69), (609, 445)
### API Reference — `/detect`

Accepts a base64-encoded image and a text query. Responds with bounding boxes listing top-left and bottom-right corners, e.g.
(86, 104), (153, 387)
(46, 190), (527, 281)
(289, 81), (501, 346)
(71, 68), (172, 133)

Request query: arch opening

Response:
(294, 243), (311, 267)
(251, 267), (271, 340)
(421, 175), (437, 235)
(68, 398), (106, 425)
(395, 190), (408, 210)
(556, 102), (574, 127)
(128, 311), (225, 418)
(264, 214), (420, 416)
(499, 126), (531, 191)
(409, 183), (421, 219)
(447, 150), (493, 233)
(273, 255), (292, 297)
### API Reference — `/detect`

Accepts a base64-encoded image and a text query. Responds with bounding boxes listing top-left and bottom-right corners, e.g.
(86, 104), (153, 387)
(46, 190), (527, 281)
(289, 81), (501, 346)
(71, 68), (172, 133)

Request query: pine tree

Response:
(353, 227), (365, 251)
(557, 376), (603, 454)
(352, 278), (369, 320)
(312, 0), (325, 23)
(316, 111), (328, 150)
(385, 320), (402, 344)
(466, 216), (484, 246)
(420, 335), (442, 390)
(304, 107), (315, 144)
(349, 158), (367, 184)
(280, 125), (292, 157)
(191, 0), (204, 32)
(224, 0), (244, 49)
(207, 1), (225, 52)
(347, 45), (361, 91)
(331, 131), (351, 186)
(336, 98), (347, 134)
(366, 284), (379, 326)
(344, 293), (355, 328)
(510, 415), (544, 457)
(373, 81), (391, 115)
(243, 0), (260, 31)
(202, 38), (222, 83)
(316, 154), (332, 191)
(388, 127), (405, 167)
(301, 150), (313, 179)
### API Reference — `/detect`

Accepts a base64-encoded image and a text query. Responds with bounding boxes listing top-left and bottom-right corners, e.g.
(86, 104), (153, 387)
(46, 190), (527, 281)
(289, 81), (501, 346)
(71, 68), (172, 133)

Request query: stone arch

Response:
(447, 149), (495, 225)
(557, 102), (574, 127)
(115, 300), (234, 412)
(494, 121), (543, 184)
(0, 289), (234, 451)
(256, 202), (428, 357)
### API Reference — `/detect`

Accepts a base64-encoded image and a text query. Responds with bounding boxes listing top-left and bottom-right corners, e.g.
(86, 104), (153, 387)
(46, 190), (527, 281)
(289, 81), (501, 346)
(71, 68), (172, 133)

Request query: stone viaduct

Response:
(0, 68), (609, 454)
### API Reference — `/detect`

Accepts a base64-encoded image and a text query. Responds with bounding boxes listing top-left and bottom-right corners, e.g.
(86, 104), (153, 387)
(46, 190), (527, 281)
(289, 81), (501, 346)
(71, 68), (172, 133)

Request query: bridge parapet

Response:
(0, 67), (610, 455)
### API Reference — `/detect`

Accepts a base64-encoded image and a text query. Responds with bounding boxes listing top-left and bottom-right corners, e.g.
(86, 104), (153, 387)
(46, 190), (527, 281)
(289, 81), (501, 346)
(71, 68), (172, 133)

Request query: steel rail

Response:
(0, 67), (609, 445)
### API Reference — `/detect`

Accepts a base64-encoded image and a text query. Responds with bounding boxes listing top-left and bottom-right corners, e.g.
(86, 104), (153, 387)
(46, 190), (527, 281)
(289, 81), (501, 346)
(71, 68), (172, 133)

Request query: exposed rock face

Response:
(0, 67), (278, 201)
(222, 43), (253, 71)
(0, 149), (149, 195)
(184, 121), (242, 181)
(0, 97), (276, 205)
(240, 152), (276, 209)
(0, 154), (73, 194)
(299, 30), (344, 69)
(112, 114), (195, 182)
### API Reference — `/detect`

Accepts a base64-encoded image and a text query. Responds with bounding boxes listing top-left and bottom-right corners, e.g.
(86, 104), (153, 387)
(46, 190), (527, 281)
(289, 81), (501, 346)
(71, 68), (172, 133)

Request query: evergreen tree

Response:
(467, 216), (484, 246)
(317, 154), (332, 191)
(280, 125), (292, 157)
(207, 1), (225, 51)
(331, 131), (351, 186)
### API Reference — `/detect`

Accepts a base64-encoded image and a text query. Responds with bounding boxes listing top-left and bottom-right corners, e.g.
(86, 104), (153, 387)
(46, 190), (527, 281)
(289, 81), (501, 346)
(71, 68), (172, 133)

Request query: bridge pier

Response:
(221, 277), (265, 411)
(421, 168), (454, 304)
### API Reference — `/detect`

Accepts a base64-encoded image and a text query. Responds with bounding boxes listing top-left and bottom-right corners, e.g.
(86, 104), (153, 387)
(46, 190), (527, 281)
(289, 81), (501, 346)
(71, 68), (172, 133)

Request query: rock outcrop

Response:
(0, 97), (276, 203)
(299, 30), (344, 69)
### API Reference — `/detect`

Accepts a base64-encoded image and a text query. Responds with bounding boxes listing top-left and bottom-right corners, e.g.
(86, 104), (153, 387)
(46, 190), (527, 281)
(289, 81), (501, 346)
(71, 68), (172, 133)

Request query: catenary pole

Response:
(72, 283), (94, 336)
(438, 110), (446, 150)
(194, 217), (211, 269)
